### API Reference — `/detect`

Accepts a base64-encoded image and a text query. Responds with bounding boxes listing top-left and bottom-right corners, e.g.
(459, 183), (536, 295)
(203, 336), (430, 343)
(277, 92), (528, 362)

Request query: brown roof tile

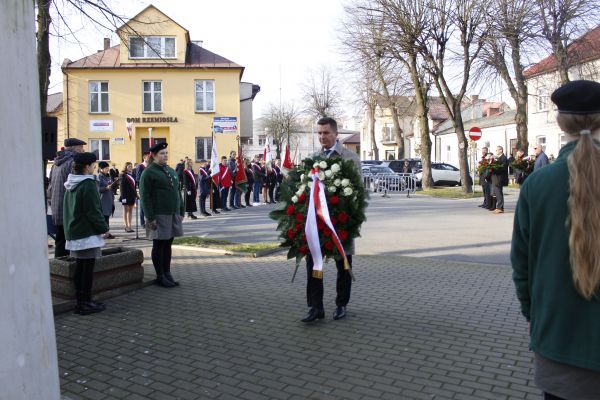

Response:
(524, 25), (600, 79)
(64, 42), (243, 70)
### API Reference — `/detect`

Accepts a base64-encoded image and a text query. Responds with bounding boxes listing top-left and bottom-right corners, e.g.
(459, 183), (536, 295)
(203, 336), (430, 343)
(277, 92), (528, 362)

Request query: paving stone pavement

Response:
(56, 250), (540, 400)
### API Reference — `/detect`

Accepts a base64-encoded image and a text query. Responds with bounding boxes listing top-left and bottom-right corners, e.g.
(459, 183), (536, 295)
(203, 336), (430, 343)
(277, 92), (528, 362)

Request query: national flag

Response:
(235, 141), (248, 193)
(282, 143), (293, 176)
(210, 136), (220, 185)
(263, 142), (272, 164)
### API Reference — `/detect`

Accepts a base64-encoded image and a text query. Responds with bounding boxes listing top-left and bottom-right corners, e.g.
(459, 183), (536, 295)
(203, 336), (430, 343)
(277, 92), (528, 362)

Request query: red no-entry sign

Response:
(469, 127), (482, 141)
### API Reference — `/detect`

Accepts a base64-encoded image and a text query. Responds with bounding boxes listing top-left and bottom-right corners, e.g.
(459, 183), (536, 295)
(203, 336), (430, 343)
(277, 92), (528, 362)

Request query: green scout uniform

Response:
(63, 178), (108, 240)
(139, 162), (184, 221)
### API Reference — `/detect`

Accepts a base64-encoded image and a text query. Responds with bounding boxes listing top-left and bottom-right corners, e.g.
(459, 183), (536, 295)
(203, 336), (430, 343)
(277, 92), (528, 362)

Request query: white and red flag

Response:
(210, 136), (220, 185)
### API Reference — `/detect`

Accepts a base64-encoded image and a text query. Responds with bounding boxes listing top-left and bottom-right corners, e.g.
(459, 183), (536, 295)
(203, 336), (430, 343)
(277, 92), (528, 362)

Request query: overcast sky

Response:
(49, 0), (350, 117)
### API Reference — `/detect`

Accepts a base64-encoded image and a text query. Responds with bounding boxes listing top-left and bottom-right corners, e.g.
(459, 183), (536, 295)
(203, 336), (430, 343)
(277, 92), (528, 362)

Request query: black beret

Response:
(551, 80), (600, 114)
(64, 138), (87, 147)
(73, 152), (97, 165)
(149, 142), (168, 153)
(98, 161), (109, 169)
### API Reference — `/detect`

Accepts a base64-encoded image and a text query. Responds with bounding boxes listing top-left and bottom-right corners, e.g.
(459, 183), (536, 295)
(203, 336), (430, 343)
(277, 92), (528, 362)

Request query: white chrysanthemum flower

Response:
(300, 174), (305, 181)
(343, 187), (353, 196)
(319, 161), (328, 169)
(313, 162), (319, 168)
(318, 171), (325, 181)
(292, 195), (298, 203)
(298, 184), (306, 193)
(331, 163), (341, 173)
(325, 170), (333, 178)
(308, 181), (313, 188)
(334, 179), (342, 187)
(328, 186), (337, 193)
(341, 178), (350, 187)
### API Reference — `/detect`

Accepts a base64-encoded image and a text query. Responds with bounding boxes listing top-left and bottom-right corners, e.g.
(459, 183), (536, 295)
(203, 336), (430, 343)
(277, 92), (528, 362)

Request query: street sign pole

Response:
(468, 127), (482, 192)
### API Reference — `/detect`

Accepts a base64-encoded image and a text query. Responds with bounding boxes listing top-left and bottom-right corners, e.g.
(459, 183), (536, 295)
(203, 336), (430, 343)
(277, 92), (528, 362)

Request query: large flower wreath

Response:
(269, 156), (368, 277)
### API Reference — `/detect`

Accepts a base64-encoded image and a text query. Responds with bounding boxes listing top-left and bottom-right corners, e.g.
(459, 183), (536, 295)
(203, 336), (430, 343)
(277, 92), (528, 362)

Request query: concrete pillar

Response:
(0, 1), (60, 398)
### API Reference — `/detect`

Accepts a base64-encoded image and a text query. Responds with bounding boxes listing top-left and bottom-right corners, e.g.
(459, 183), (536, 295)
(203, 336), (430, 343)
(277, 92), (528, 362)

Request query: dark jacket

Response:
(119, 173), (137, 205)
(534, 151), (549, 170)
(491, 154), (509, 187)
(97, 173), (114, 217)
(198, 166), (211, 195)
(134, 163), (147, 185)
(63, 177), (108, 240)
(511, 140), (600, 372)
(245, 165), (254, 186)
(139, 162), (184, 221)
(48, 150), (76, 225)
(251, 162), (264, 184)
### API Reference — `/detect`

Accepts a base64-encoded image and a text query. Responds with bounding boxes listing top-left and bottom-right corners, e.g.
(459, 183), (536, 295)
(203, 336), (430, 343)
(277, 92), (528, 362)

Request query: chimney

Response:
(471, 94), (479, 102)
(104, 38), (110, 50)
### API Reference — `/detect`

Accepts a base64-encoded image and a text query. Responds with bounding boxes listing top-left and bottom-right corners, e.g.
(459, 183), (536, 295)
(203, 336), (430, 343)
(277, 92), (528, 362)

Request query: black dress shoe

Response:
(75, 302), (104, 315)
(164, 272), (180, 286)
(231, 205), (239, 209)
(239, 205), (246, 208)
(89, 300), (106, 311)
(156, 275), (176, 288)
(189, 214), (198, 219)
(333, 306), (347, 320)
(301, 308), (325, 322)
(222, 207), (231, 212)
(212, 210), (220, 214)
(203, 212), (211, 216)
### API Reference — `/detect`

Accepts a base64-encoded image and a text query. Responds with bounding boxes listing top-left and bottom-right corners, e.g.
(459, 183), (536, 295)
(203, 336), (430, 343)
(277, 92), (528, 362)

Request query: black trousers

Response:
(54, 225), (68, 258)
(245, 187), (252, 206)
(199, 193), (208, 214)
(103, 215), (110, 228)
(151, 238), (174, 277)
(268, 184), (275, 203)
(74, 258), (95, 302)
(306, 255), (352, 310)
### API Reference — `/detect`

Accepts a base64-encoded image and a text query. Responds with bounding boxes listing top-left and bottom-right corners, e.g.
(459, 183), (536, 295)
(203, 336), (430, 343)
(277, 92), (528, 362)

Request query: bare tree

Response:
(372, 0), (435, 189)
(535, 0), (600, 84)
(418, 0), (488, 193)
(302, 66), (342, 120)
(479, 0), (537, 153)
(261, 103), (303, 160)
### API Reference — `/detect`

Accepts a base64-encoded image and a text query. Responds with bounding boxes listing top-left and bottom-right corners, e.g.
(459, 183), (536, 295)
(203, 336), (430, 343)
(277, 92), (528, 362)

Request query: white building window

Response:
(90, 139), (110, 161)
(258, 135), (266, 146)
(143, 81), (162, 113)
(536, 135), (547, 152)
(383, 125), (394, 142)
(129, 36), (176, 59)
(195, 80), (215, 112)
(89, 81), (109, 113)
(195, 137), (213, 161)
(537, 88), (549, 112)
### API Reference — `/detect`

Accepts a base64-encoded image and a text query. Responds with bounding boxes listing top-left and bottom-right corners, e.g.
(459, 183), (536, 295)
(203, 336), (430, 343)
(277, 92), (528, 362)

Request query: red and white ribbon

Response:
(304, 168), (349, 279)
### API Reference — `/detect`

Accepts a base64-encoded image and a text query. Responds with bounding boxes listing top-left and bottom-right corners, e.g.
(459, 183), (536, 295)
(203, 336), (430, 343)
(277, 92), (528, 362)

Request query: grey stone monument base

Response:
(50, 247), (152, 314)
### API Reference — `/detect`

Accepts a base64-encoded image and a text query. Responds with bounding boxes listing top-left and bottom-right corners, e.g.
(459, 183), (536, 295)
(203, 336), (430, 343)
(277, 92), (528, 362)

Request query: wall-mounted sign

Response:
(111, 138), (125, 145)
(213, 117), (237, 134)
(90, 120), (113, 132)
(126, 117), (179, 123)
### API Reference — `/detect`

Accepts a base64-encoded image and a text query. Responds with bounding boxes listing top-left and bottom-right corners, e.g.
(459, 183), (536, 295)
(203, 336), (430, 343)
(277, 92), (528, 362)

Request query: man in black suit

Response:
(491, 146), (509, 214)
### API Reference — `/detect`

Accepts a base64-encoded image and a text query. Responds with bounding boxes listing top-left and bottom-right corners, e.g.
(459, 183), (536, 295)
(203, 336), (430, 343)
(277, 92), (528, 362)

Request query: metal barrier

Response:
(363, 173), (417, 197)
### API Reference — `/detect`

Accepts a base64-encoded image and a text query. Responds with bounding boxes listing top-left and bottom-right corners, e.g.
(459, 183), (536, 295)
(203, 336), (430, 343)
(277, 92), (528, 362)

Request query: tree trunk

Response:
(37, 0), (52, 118)
(453, 112), (472, 193)
(389, 106), (404, 160)
(515, 98), (528, 153)
(369, 105), (379, 160)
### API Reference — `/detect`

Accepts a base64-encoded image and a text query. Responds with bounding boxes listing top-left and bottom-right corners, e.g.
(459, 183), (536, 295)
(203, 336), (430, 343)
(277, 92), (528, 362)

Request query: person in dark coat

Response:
(197, 160), (211, 216)
(251, 156), (263, 205)
(63, 152), (109, 314)
(139, 142), (184, 288)
(478, 147), (492, 209)
(511, 80), (600, 399)
(533, 145), (550, 170)
(491, 146), (509, 214)
(109, 163), (119, 195)
(47, 137), (86, 257)
(135, 152), (150, 227)
(273, 159), (283, 201)
(228, 151), (239, 209)
(183, 160), (198, 219)
(119, 162), (137, 232)
(244, 158), (254, 207)
(97, 161), (115, 239)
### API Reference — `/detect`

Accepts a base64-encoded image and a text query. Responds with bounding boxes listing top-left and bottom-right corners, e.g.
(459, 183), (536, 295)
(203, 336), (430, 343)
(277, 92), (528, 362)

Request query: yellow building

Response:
(61, 5), (255, 168)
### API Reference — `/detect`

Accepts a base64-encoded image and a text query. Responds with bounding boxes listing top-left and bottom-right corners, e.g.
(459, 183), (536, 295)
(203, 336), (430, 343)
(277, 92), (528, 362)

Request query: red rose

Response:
(295, 223), (304, 232)
(324, 227), (332, 237)
(338, 230), (349, 241)
(330, 195), (340, 205)
(298, 193), (306, 203)
(286, 205), (295, 215)
(295, 213), (304, 222)
(331, 216), (338, 225)
(325, 241), (334, 251)
(287, 229), (295, 239)
(338, 212), (349, 223)
(317, 220), (325, 230)
(301, 234), (307, 242)
(299, 245), (309, 254)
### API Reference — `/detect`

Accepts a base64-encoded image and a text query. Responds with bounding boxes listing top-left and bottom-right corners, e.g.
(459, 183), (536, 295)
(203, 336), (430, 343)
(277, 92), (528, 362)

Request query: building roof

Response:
(63, 42), (243, 70)
(340, 133), (360, 145)
(47, 92), (63, 113)
(524, 25), (600, 79)
(116, 5), (189, 36)
(435, 110), (517, 136)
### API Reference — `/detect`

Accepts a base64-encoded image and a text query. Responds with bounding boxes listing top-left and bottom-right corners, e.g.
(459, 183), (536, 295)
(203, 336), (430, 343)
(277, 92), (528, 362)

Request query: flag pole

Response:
(209, 123), (214, 211)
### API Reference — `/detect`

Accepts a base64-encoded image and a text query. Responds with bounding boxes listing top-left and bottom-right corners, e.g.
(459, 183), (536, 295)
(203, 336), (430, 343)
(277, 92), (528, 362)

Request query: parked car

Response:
(385, 158), (422, 174)
(414, 162), (461, 186)
(361, 160), (384, 166)
(362, 165), (406, 192)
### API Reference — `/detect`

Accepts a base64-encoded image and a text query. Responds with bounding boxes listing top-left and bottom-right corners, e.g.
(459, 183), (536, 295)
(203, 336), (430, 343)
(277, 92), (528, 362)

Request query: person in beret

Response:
(63, 152), (109, 315)
(97, 161), (115, 239)
(139, 142), (184, 288)
(48, 137), (86, 257)
(511, 80), (600, 399)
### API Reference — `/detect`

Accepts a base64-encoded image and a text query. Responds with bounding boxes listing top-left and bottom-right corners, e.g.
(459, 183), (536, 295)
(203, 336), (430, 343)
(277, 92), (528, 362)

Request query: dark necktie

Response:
(324, 149), (332, 157)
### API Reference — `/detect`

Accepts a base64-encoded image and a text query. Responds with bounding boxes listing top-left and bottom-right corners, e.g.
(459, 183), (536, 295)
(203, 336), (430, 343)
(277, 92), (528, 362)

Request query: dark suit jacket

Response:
(491, 154), (509, 187)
